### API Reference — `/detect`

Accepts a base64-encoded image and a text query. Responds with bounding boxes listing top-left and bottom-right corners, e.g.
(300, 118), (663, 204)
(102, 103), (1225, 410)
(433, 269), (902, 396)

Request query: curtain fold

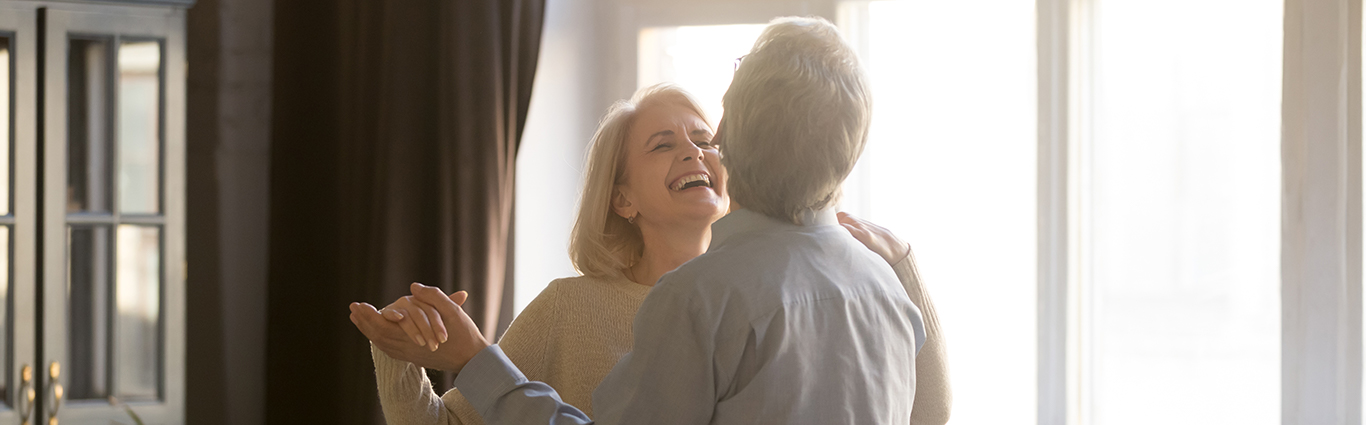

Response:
(266, 0), (544, 423)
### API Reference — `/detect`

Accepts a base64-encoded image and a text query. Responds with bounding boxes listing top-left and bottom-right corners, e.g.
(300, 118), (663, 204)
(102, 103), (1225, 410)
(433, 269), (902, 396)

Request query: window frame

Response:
(1038, 0), (1363, 423)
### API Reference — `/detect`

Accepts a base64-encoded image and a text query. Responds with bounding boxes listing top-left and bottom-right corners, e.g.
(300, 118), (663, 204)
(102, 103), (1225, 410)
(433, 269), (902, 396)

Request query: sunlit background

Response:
(1085, 1), (1281, 424)
(843, 1), (1038, 423)
(638, 24), (766, 127)
(517, 1), (1284, 423)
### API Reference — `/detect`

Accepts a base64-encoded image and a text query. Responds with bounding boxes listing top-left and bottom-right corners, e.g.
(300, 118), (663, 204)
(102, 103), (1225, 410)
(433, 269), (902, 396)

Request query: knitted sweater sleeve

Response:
(890, 247), (952, 425)
(371, 282), (560, 425)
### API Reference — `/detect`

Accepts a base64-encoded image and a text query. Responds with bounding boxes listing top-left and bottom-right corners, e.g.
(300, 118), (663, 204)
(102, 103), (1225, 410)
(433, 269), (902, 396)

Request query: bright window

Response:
(1083, 1), (1282, 424)
(842, 1), (1038, 424)
(637, 24), (766, 125)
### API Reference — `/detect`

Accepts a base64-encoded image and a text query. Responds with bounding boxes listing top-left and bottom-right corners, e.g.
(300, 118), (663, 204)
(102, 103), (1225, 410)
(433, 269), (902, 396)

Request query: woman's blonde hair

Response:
(569, 83), (711, 277)
(720, 16), (871, 225)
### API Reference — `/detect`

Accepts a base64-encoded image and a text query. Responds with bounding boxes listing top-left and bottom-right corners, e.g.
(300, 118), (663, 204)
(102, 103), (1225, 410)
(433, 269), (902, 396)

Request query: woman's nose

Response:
(680, 141), (704, 162)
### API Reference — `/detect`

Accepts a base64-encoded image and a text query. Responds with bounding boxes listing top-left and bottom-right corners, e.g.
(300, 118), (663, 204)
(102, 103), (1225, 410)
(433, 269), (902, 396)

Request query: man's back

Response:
(592, 209), (926, 424)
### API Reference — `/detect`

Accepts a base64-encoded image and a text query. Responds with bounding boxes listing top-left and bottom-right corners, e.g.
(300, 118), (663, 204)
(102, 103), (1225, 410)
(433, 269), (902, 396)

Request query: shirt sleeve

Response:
(453, 345), (594, 424)
(890, 248), (953, 425)
(454, 281), (717, 425)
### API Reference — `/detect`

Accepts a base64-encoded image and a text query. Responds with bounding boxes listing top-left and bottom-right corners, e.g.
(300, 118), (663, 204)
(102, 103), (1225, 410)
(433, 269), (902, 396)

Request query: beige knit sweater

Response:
(370, 253), (950, 425)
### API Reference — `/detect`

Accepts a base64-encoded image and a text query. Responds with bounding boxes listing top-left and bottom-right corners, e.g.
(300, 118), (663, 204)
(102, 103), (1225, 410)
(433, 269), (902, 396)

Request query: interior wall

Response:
(185, 0), (273, 423)
(514, 0), (610, 312)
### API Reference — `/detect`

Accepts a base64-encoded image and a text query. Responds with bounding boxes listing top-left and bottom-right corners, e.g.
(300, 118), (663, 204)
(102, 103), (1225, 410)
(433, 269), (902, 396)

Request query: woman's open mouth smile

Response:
(670, 172), (713, 192)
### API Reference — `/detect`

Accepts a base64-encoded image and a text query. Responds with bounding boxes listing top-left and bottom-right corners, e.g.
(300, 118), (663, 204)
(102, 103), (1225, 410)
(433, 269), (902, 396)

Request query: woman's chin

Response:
(665, 198), (727, 222)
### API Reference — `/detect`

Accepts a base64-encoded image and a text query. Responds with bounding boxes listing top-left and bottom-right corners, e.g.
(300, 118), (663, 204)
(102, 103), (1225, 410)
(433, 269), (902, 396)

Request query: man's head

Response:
(718, 16), (871, 225)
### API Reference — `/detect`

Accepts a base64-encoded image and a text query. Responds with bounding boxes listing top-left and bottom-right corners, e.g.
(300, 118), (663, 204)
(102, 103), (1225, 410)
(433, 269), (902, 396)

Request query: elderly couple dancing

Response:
(349, 16), (950, 425)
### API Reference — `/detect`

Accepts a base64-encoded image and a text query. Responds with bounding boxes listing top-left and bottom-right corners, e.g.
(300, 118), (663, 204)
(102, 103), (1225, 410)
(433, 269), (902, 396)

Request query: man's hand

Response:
(349, 283), (490, 373)
(838, 211), (912, 265)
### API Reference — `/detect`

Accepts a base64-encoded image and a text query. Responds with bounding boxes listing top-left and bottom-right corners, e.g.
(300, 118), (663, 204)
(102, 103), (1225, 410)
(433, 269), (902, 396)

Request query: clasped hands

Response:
(349, 282), (490, 373)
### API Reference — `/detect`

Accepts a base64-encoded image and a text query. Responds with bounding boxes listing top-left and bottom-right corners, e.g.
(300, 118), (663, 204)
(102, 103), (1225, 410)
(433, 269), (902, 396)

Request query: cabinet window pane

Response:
(843, 2), (1038, 424)
(116, 41), (160, 214)
(114, 225), (159, 400)
(68, 225), (111, 400)
(1086, 1), (1282, 424)
(1, 36), (11, 216)
(67, 38), (112, 213)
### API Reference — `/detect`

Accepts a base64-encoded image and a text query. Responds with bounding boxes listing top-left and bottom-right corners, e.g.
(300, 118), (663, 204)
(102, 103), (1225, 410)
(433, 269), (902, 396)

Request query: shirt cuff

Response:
(453, 344), (528, 417)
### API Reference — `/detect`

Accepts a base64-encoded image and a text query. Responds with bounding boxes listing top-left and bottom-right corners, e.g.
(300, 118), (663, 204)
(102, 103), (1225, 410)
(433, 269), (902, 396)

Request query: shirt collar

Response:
(708, 208), (839, 251)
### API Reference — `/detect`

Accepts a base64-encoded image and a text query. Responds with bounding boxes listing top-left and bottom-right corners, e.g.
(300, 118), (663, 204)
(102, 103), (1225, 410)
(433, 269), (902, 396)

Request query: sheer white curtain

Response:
(1083, 1), (1282, 423)
(840, 2), (1039, 424)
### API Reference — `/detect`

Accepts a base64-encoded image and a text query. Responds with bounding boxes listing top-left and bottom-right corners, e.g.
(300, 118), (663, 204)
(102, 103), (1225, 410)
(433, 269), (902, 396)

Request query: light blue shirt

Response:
(454, 208), (926, 424)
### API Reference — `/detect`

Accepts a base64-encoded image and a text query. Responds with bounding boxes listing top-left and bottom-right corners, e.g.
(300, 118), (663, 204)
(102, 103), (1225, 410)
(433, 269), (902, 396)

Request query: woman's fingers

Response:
(403, 296), (441, 351)
(379, 297), (427, 347)
(841, 222), (871, 244)
(450, 290), (468, 306)
(349, 302), (393, 342)
(381, 307), (406, 322)
(838, 213), (869, 236)
(411, 283), (462, 323)
(350, 301), (435, 362)
(839, 211), (909, 264)
(394, 310), (426, 347)
(414, 297), (449, 345)
(347, 303), (364, 327)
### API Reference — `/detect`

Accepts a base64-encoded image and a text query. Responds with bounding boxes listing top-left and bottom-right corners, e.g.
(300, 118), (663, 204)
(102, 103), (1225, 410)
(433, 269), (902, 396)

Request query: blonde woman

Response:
(352, 83), (949, 424)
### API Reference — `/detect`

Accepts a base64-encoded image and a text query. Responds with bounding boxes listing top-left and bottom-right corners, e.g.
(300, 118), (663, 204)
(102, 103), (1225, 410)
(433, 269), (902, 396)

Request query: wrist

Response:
(888, 242), (911, 265)
(446, 341), (491, 373)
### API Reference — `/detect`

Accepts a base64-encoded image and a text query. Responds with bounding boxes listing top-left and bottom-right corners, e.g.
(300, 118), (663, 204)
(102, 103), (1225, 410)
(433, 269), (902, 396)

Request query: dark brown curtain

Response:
(265, 0), (544, 423)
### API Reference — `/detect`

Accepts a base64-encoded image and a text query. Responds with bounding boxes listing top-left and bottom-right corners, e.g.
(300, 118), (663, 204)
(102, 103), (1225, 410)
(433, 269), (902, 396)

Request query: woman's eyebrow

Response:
(646, 129), (675, 146)
(690, 129), (713, 139)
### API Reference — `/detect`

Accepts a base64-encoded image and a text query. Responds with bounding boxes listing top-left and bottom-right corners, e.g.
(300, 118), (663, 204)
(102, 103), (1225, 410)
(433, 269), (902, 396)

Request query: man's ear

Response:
(611, 186), (637, 221)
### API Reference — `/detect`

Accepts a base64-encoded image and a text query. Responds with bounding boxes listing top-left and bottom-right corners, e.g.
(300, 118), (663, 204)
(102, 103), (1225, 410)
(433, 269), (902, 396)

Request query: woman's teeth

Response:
(673, 174), (711, 191)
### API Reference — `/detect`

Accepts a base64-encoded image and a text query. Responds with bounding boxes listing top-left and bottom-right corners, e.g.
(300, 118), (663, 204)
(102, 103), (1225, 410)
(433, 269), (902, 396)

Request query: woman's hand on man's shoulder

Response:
(837, 211), (911, 265)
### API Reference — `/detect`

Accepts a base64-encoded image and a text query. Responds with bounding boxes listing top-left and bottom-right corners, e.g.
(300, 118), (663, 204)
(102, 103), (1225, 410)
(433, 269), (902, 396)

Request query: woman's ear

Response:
(611, 187), (637, 221)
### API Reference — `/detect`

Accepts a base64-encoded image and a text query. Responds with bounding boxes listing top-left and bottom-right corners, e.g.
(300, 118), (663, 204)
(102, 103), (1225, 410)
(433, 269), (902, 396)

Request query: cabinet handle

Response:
(45, 362), (61, 425)
(18, 364), (34, 425)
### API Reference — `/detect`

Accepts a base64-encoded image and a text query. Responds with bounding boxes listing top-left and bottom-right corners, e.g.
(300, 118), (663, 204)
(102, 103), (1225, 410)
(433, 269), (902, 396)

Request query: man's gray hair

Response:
(719, 16), (871, 225)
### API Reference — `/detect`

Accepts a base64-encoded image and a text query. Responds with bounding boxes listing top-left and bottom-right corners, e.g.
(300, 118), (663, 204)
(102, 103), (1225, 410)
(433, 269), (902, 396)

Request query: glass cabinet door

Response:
(0, 4), (39, 425)
(40, 5), (185, 425)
